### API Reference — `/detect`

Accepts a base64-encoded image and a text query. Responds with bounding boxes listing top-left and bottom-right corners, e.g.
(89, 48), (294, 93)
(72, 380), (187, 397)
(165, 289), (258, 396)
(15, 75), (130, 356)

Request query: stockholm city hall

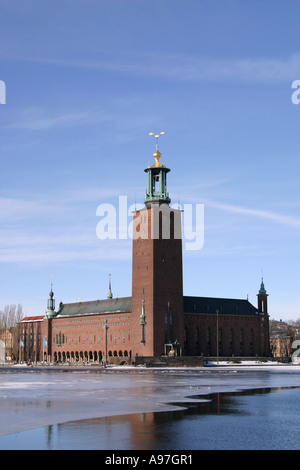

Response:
(19, 135), (270, 364)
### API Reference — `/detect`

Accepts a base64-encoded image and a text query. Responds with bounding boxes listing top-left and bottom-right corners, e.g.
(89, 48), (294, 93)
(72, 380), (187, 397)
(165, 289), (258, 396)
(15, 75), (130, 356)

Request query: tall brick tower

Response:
(131, 135), (184, 358)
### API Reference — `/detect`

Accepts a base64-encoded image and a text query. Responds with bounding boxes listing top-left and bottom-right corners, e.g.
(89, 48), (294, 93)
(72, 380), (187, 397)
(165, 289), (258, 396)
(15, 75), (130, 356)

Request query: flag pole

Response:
(216, 309), (219, 365)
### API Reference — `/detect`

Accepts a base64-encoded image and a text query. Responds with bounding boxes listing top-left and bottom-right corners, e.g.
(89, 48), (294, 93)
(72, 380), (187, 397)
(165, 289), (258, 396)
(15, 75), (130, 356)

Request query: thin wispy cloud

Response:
(24, 52), (300, 83)
(0, 190), (133, 264)
(4, 108), (105, 131)
(0, 196), (75, 222)
(0, 239), (131, 264)
(204, 199), (300, 228)
(0, 197), (46, 221)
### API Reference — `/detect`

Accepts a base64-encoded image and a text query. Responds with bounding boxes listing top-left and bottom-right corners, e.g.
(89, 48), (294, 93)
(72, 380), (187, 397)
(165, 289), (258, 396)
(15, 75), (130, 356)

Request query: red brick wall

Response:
(184, 312), (265, 357)
(50, 313), (132, 362)
(131, 205), (184, 357)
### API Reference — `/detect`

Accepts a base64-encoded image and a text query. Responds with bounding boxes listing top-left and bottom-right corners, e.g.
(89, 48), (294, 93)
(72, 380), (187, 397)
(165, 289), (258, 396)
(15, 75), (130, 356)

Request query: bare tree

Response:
(0, 304), (23, 330)
(0, 305), (24, 361)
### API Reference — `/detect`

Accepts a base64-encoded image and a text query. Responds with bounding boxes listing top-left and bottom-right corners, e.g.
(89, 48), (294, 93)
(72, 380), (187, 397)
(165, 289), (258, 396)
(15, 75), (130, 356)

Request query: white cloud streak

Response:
(204, 199), (300, 228)
(1, 189), (299, 265)
(25, 52), (300, 83)
(4, 108), (107, 131)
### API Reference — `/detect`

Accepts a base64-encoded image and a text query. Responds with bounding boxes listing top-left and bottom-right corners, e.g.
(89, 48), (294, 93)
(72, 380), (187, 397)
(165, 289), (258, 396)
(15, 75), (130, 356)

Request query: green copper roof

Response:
(44, 289), (57, 318)
(56, 297), (132, 317)
(258, 278), (267, 295)
(144, 142), (171, 205)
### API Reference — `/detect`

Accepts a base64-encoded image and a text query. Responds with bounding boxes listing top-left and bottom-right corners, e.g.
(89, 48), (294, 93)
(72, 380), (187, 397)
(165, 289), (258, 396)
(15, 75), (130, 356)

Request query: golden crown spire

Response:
(149, 131), (165, 167)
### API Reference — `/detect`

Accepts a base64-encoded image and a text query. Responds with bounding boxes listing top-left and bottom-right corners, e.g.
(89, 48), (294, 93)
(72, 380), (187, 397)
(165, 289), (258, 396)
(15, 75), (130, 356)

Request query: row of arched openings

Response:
(52, 350), (132, 363)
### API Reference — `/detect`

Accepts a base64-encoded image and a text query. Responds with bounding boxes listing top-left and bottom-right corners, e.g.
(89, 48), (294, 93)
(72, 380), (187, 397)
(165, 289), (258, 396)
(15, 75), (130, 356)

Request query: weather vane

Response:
(149, 131), (165, 149)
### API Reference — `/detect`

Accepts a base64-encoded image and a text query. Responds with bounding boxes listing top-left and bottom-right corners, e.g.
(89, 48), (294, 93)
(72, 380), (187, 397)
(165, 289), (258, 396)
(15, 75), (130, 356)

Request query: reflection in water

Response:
(43, 386), (300, 450)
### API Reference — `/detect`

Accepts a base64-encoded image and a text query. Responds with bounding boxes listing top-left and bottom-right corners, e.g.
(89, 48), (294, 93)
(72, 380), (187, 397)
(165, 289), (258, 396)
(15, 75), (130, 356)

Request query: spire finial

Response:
(107, 273), (113, 299)
(259, 275), (267, 295)
(149, 131), (165, 167)
(149, 131), (165, 149)
(49, 274), (54, 299)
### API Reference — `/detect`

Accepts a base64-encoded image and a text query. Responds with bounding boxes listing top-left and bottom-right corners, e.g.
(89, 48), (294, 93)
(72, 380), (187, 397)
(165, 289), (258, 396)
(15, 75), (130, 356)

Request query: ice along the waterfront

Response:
(1, 364), (300, 449)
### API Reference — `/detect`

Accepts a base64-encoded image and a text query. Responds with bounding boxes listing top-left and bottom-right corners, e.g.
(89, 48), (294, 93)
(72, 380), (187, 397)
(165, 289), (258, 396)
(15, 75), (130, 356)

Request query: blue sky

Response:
(0, 0), (299, 321)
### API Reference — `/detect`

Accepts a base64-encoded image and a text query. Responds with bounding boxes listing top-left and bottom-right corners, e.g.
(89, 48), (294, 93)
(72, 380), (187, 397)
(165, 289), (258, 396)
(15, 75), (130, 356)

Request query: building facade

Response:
(19, 141), (270, 363)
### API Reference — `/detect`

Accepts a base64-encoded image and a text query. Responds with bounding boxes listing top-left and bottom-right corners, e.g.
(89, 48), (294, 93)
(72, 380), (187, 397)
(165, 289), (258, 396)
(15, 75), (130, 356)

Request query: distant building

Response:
(0, 330), (13, 362)
(270, 319), (293, 359)
(0, 340), (5, 363)
(19, 141), (270, 364)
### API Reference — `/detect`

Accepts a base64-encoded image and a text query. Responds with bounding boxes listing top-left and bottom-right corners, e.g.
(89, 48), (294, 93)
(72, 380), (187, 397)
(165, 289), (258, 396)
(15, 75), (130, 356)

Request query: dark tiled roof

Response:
(183, 296), (258, 316)
(56, 297), (132, 317)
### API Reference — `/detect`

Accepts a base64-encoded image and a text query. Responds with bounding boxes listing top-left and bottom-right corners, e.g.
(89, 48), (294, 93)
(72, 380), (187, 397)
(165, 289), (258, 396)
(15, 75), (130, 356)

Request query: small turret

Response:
(257, 276), (270, 356)
(44, 279), (57, 318)
(144, 132), (171, 206)
(257, 277), (268, 314)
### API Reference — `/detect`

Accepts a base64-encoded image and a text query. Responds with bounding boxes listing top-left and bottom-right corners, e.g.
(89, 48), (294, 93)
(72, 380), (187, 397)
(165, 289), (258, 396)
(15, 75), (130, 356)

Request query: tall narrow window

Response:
(218, 328), (222, 355)
(170, 211), (174, 240)
(195, 327), (199, 355)
(229, 328), (233, 355)
(250, 329), (254, 354)
(154, 174), (160, 192)
(206, 328), (211, 355)
(240, 329), (244, 354)
(169, 309), (173, 342)
(164, 310), (168, 343)
(184, 326), (188, 354)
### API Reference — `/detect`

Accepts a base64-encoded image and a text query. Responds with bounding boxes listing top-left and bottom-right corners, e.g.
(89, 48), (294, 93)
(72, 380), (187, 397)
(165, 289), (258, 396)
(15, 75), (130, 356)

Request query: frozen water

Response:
(1, 364), (300, 436)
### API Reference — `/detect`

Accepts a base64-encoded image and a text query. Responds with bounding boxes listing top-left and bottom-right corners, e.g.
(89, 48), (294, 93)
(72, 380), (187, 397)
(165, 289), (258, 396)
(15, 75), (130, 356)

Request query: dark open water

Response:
(1, 385), (300, 450)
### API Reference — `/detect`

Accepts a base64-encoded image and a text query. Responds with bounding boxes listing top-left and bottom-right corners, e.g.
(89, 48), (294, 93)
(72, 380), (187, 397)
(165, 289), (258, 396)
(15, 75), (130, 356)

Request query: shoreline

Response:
(1, 358), (298, 373)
